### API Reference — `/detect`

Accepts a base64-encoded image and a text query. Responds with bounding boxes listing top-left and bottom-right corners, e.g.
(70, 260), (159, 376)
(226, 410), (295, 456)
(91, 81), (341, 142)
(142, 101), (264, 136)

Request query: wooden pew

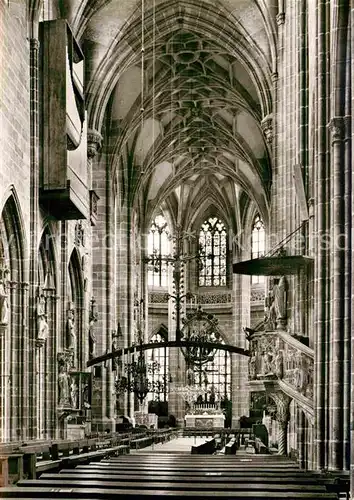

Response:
(191, 438), (216, 454)
(0, 452), (341, 499)
(42, 471), (336, 487)
(0, 486), (339, 498)
(130, 436), (153, 450)
(15, 478), (331, 495)
(224, 438), (238, 455)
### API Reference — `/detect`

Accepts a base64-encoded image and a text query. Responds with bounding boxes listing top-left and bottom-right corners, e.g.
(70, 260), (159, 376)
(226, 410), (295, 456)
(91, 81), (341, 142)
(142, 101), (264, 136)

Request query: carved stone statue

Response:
(0, 262), (10, 326)
(70, 378), (79, 408)
(66, 307), (76, 355)
(274, 276), (288, 330)
(88, 304), (98, 359)
(274, 349), (284, 379)
(249, 354), (257, 379)
(111, 331), (121, 372)
(264, 277), (288, 331)
(58, 364), (71, 407)
(263, 352), (274, 375)
(36, 293), (49, 343)
(83, 382), (91, 408)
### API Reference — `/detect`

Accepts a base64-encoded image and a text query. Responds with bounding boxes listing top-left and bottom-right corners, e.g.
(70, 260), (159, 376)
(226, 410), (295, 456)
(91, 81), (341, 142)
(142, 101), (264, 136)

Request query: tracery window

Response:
(251, 214), (265, 284)
(147, 215), (170, 287)
(198, 217), (227, 287)
(188, 346), (231, 404)
(147, 332), (169, 402)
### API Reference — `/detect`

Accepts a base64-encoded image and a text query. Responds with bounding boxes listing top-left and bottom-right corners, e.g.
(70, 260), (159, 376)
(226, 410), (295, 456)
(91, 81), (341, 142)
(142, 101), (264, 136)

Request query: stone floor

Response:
(132, 436), (209, 454)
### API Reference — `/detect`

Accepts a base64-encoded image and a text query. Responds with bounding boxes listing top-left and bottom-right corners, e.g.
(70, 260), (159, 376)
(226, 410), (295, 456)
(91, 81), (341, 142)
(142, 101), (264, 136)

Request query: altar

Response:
(185, 413), (225, 428)
(184, 403), (225, 428)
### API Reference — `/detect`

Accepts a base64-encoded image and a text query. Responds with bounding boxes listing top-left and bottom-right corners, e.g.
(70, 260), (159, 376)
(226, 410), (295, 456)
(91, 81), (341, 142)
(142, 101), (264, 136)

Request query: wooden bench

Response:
(15, 478), (331, 496)
(191, 438), (216, 454)
(43, 472), (336, 487)
(130, 437), (153, 449)
(225, 438), (238, 455)
(0, 452), (341, 500)
(0, 486), (339, 498)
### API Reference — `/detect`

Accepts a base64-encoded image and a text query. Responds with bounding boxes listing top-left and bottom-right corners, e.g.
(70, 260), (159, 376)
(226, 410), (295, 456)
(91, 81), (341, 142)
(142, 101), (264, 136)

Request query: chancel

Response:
(0, 0), (353, 499)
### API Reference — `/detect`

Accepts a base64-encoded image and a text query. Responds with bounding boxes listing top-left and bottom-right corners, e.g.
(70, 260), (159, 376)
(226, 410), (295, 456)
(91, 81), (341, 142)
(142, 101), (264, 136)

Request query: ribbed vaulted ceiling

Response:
(60, 0), (278, 228)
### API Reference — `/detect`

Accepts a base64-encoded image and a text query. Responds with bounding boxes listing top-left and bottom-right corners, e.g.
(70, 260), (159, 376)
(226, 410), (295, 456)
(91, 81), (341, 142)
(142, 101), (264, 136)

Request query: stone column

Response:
(29, 37), (40, 441)
(313, 0), (330, 470)
(297, 408), (306, 469)
(270, 392), (291, 455)
(328, 117), (345, 471)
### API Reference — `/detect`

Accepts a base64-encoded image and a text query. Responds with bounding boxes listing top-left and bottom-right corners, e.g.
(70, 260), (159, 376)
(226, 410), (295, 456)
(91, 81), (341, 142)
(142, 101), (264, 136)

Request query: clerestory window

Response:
(198, 217), (227, 287)
(147, 215), (170, 287)
(251, 214), (265, 284)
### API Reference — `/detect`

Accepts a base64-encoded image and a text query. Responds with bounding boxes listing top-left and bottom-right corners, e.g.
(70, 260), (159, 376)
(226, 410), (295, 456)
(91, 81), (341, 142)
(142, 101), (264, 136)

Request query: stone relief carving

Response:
(148, 291), (232, 304)
(251, 289), (266, 302)
(149, 292), (170, 303)
(57, 352), (72, 408)
(74, 221), (85, 247)
(267, 391), (291, 425)
(248, 332), (313, 400)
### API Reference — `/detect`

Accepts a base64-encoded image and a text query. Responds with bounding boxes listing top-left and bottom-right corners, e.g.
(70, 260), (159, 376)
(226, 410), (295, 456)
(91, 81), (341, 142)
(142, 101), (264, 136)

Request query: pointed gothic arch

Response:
(36, 226), (58, 439)
(0, 192), (27, 441)
(68, 248), (84, 370)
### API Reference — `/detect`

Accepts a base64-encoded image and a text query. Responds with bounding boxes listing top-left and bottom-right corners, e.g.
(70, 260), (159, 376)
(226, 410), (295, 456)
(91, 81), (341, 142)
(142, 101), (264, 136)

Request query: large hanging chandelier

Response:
(180, 306), (221, 365)
(114, 341), (148, 404)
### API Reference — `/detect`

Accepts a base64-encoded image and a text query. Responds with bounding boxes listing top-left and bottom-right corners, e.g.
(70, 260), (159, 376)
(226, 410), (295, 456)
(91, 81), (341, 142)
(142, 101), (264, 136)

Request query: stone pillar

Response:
(269, 392), (291, 455)
(328, 117), (345, 471)
(89, 128), (112, 430)
(168, 347), (185, 426)
(28, 37), (40, 442)
(297, 408), (306, 469)
(342, 115), (351, 470)
(313, 0), (330, 470)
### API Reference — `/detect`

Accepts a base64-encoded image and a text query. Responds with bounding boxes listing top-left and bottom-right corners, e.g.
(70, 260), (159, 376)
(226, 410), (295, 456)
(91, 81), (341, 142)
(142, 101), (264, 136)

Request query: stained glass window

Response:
(189, 346), (231, 402)
(147, 215), (170, 287)
(199, 217), (227, 287)
(147, 333), (169, 402)
(251, 214), (265, 284)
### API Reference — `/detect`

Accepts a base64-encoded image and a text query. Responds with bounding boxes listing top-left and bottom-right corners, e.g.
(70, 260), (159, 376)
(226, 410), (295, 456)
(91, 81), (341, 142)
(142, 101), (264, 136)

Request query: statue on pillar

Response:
(264, 277), (288, 331)
(36, 291), (49, 345)
(0, 259), (10, 326)
(274, 276), (288, 330)
(66, 306), (77, 367)
(58, 363), (71, 407)
(70, 377), (79, 408)
(88, 297), (98, 359)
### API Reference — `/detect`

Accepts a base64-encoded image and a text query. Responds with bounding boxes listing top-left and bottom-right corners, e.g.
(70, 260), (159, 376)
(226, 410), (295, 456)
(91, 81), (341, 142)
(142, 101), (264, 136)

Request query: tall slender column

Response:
(342, 60), (352, 471)
(314, 0), (330, 471)
(328, 117), (345, 470)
